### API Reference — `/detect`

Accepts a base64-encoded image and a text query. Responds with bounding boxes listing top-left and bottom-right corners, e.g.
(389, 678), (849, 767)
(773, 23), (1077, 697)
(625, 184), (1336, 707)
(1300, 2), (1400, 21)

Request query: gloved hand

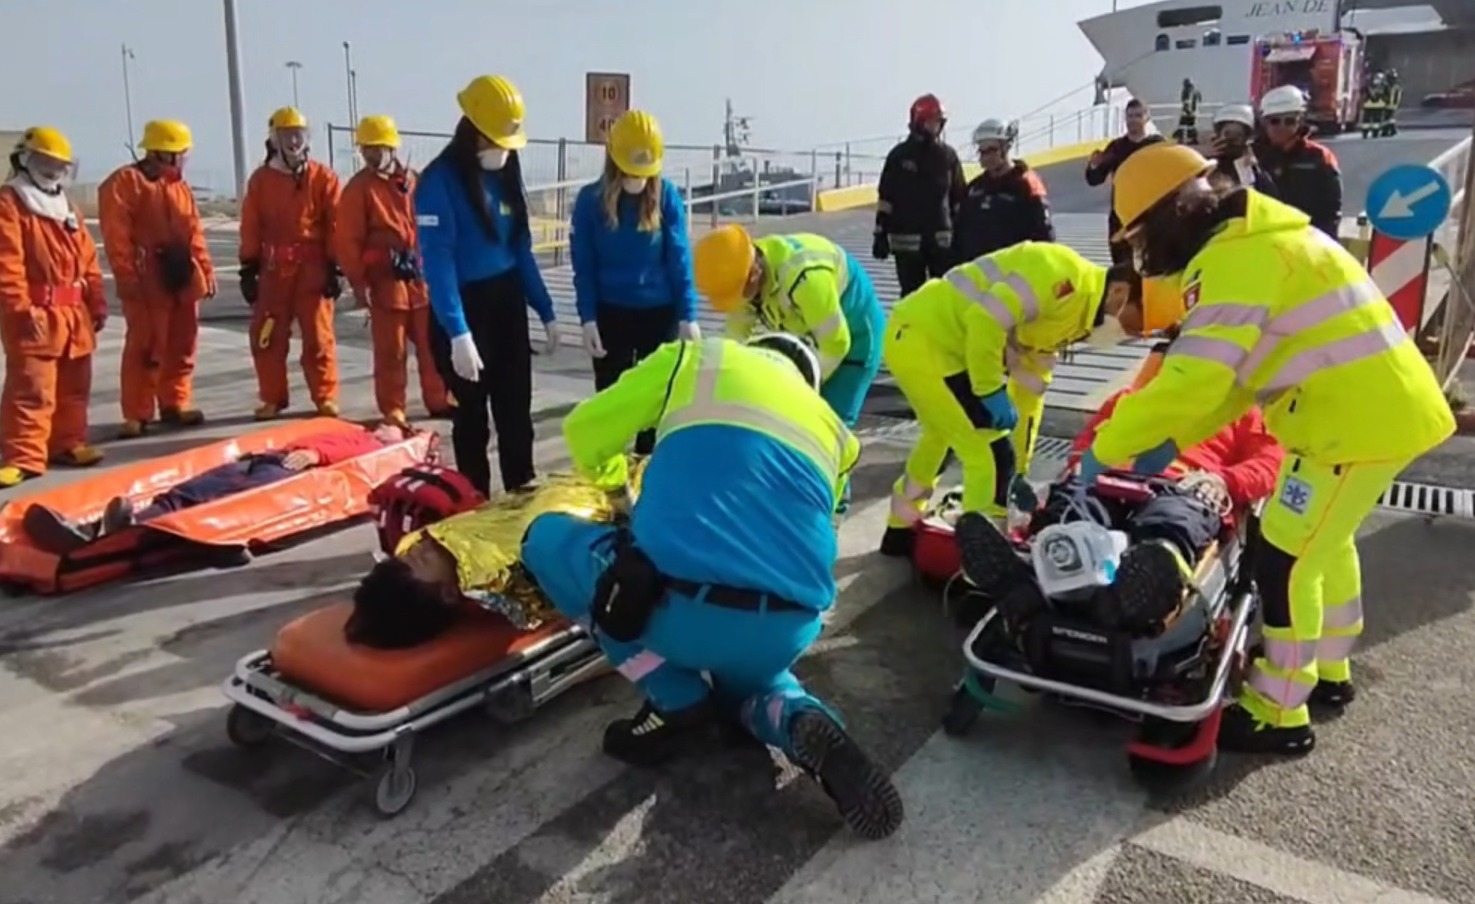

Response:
(1078, 448), (1107, 484)
(1008, 474), (1039, 511)
(239, 261), (260, 305)
(677, 320), (701, 341)
(449, 332), (484, 383)
(581, 321), (606, 358)
(323, 264), (344, 301)
(542, 320), (560, 356)
(1131, 439), (1180, 475)
(979, 387), (1018, 431)
(872, 232), (890, 261)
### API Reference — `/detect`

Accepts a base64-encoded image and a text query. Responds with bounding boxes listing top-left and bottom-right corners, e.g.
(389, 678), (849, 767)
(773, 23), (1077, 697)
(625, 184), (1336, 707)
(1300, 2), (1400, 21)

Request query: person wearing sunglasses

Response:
(1251, 86), (1343, 238)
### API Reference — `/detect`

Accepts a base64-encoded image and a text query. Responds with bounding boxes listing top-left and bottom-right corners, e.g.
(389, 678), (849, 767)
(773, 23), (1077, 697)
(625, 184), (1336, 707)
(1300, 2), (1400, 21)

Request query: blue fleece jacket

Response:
(415, 159), (556, 338)
(569, 177), (697, 324)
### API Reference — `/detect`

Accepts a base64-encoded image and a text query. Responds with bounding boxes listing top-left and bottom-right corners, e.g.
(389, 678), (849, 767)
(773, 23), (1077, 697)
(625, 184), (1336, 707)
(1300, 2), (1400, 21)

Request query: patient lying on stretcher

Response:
(955, 348), (1284, 634)
(23, 423), (412, 555)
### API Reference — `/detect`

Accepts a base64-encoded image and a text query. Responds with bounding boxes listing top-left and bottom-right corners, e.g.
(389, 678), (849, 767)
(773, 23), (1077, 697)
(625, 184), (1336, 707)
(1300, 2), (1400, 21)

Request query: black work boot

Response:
(878, 526), (915, 558)
(20, 505), (96, 555)
(100, 497), (137, 535)
(1216, 703), (1315, 756)
(1310, 679), (1356, 710)
(601, 700), (718, 768)
(789, 710), (904, 841)
(1095, 541), (1185, 633)
(955, 512), (1030, 595)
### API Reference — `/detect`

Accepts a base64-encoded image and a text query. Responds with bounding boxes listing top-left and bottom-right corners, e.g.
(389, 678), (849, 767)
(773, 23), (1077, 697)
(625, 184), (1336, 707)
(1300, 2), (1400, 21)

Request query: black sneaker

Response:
(20, 505), (95, 555)
(100, 497), (137, 535)
(955, 512), (1031, 595)
(601, 700), (718, 768)
(1216, 703), (1315, 756)
(1096, 541), (1185, 633)
(1310, 679), (1356, 710)
(878, 526), (915, 558)
(789, 710), (904, 840)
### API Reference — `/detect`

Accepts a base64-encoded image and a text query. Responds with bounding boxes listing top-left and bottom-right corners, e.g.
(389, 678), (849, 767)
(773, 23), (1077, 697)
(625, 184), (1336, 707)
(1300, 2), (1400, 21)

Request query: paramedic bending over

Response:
(571, 109), (700, 455)
(415, 74), (560, 497)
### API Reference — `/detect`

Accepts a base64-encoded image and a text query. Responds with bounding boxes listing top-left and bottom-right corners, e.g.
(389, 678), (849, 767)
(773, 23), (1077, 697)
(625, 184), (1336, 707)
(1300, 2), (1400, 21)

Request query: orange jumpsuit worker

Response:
(0, 127), (108, 488)
(335, 114), (450, 426)
(98, 119), (217, 439)
(239, 106), (343, 420)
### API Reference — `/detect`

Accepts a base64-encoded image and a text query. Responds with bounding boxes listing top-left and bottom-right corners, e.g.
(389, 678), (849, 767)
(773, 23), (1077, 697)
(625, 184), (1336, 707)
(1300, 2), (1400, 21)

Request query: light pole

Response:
(350, 69), (359, 119)
(223, 0), (249, 199)
(342, 41), (356, 125)
(285, 60), (303, 107)
(121, 44), (137, 152)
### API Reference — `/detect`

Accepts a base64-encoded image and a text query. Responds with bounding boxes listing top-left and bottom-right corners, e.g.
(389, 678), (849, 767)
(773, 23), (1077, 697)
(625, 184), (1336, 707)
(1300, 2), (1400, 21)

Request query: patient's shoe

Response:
(1216, 703), (1315, 756)
(789, 710), (904, 841)
(51, 444), (104, 468)
(100, 496), (138, 535)
(117, 419), (149, 439)
(955, 512), (1031, 595)
(878, 526), (915, 558)
(160, 407), (205, 427)
(1096, 540), (1186, 633)
(602, 700), (719, 768)
(21, 505), (96, 555)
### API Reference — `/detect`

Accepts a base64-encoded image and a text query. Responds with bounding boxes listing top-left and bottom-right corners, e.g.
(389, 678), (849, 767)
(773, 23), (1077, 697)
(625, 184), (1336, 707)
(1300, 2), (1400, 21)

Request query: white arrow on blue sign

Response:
(1366, 164), (1452, 241)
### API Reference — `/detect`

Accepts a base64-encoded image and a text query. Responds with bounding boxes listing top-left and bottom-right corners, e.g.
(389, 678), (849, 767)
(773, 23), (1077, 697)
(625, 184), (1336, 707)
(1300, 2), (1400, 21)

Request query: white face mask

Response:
(621, 177), (647, 194)
(1085, 314), (1130, 349)
(478, 148), (509, 171)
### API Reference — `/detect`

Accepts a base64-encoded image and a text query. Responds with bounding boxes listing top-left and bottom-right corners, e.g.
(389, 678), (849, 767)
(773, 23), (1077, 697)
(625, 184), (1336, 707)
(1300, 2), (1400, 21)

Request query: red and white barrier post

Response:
(1367, 230), (1433, 332)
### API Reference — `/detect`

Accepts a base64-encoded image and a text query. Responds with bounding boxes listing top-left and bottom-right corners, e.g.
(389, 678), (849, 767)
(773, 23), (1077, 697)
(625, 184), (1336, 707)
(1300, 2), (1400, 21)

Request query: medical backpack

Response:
(368, 464), (486, 555)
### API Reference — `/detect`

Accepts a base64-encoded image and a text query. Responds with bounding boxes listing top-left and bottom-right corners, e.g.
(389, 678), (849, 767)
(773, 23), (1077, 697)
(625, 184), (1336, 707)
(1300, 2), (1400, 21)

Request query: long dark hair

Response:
(435, 116), (530, 244)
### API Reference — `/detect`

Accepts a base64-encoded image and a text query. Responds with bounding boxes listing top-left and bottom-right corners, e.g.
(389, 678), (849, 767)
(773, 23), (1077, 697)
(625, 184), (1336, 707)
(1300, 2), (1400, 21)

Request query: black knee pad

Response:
(1254, 541), (1297, 630)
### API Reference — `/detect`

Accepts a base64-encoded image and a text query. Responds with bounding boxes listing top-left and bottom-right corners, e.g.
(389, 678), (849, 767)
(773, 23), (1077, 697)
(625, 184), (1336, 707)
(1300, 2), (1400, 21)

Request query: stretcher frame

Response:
(220, 621), (607, 817)
(946, 479), (1262, 783)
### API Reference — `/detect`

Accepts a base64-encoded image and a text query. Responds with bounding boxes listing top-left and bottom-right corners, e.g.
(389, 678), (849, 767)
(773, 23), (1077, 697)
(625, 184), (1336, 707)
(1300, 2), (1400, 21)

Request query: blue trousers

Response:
(821, 323), (883, 429)
(521, 512), (841, 756)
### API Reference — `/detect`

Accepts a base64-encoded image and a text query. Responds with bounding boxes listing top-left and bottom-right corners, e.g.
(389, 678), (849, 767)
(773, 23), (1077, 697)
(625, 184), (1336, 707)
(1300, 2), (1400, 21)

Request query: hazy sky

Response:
(6, 0), (1139, 191)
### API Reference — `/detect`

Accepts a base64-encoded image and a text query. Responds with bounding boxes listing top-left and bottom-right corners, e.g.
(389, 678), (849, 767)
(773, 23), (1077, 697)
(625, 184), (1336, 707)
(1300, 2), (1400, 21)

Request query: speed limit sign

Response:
(585, 72), (631, 143)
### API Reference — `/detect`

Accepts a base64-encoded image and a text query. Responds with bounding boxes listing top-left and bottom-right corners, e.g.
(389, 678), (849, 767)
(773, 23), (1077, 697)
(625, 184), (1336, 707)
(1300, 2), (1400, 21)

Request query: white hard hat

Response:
(971, 118), (1015, 145)
(1213, 103), (1256, 128)
(1259, 85), (1307, 117)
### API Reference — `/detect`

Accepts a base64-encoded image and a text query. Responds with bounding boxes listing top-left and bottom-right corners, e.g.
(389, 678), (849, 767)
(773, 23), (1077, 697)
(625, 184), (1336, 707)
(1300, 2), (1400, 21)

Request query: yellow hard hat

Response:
(355, 114), (400, 148)
(456, 75), (527, 150)
(693, 225), (756, 312)
(1111, 143), (1214, 240)
(140, 119), (193, 154)
(20, 126), (73, 165)
(608, 110), (663, 178)
(268, 106), (309, 131)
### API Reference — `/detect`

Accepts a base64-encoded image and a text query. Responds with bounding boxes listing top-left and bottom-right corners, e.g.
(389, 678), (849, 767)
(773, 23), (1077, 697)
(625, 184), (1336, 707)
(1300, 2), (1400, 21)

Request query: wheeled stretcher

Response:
(221, 601), (606, 816)
(0, 419), (435, 595)
(932, 473), (1259, 788)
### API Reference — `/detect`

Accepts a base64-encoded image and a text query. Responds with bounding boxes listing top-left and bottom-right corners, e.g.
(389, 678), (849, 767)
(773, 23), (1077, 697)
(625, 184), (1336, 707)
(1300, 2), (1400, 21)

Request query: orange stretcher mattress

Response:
(0, 419), (435, 595)
(271, 601), (574, 713)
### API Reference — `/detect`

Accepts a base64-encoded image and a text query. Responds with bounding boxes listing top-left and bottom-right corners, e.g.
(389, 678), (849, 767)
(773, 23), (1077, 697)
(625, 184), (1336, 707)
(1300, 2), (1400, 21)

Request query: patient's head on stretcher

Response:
(347, 539), (463, 649)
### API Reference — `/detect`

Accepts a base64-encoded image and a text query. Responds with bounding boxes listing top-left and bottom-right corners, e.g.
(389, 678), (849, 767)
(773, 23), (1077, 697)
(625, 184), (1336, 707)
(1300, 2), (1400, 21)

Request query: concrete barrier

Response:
(814, 139), (1105, 213)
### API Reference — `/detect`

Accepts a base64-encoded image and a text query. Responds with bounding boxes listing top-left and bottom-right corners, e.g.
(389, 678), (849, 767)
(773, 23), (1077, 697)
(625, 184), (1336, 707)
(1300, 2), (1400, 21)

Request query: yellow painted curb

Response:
(815, 138), (1106, 213)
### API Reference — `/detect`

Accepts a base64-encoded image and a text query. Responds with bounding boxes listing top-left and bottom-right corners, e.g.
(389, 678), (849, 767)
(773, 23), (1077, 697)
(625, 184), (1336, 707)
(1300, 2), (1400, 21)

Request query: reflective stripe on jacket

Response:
(1093, 192), (1453, 465)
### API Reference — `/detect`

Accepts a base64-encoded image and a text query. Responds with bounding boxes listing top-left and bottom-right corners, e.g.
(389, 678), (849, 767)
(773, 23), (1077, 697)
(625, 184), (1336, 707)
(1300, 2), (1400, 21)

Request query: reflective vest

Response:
(659, 337), (859, 494)
(728, 234), (856, 377)
(1094, 192), (1454, 465)
(889, 241), (1108, 396)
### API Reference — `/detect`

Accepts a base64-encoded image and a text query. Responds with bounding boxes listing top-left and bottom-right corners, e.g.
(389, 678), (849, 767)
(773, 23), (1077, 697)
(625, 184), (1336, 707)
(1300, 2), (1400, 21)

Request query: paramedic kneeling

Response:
(955, 345), (1283, 622)
(519, 332), (904, 840)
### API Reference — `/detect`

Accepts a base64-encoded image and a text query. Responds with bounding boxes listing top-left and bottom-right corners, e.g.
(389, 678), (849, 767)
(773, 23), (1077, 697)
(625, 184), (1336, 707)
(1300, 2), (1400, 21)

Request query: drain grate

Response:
(1378, 480), (1475, 518)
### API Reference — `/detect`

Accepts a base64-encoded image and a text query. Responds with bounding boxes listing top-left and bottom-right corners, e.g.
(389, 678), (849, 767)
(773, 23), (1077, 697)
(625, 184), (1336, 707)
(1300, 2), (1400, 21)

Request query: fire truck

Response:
(1250, 30), (1367, 132)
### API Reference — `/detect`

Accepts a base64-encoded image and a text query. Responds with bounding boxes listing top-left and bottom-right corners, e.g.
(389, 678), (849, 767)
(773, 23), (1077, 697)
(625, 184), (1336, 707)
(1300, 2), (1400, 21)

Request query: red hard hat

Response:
(910, 94), (945, 126)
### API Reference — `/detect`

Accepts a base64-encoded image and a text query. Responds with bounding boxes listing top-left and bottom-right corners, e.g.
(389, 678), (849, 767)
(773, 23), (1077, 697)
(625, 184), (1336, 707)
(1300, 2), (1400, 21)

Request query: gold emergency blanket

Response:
(396, 456), (647, 631)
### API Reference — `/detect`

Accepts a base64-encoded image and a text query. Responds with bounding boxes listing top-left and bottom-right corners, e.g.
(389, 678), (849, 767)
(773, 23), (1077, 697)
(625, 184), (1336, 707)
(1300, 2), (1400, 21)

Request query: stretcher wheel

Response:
(942, 685), (984, 737)
(225, 704), (274, 748)
(1128, 747), (1217, 793)
(210, 546), (253, 569)
(485, 682), (537, 724)
(371, 763), (417, 817)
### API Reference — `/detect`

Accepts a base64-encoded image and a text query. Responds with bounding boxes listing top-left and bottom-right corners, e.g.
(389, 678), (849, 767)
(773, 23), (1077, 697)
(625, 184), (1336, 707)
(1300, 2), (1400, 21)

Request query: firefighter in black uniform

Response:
(1253, 85), (1343, 238)
(1085, 98), (1165, 264)
(1210, 104), (1277, 195)
(952, 118), (1054, 263)
(1173, 77), (1202, 143)
(1384, 69), (1403, 136)
(874, 93), (968, 295)
(1361, 72), (1389, 139)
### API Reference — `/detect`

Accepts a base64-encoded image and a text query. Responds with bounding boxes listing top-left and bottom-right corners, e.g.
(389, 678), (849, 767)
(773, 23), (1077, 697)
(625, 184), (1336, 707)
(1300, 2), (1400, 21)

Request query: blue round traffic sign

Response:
(1366, 164), (1452, 241)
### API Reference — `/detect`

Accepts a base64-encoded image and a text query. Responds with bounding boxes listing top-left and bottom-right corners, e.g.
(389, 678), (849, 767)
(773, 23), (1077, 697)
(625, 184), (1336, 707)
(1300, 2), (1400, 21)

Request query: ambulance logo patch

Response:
(1054, 280), (1073, 299)
(1279, 476), (1312, 515)
(1183, 283), (1202, 310)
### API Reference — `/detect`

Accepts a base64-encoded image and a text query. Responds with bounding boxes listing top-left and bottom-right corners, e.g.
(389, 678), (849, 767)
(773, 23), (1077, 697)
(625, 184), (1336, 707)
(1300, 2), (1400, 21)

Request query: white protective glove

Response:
(542, 320), (561, 356)
(581, 321), (606, 358)
(677, 320), (701, 341)
(449, 332), (484, 383)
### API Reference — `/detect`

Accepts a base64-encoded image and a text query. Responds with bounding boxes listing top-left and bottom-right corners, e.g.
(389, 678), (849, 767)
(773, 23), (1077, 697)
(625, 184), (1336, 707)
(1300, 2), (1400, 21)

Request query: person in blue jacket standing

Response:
(571, 109), (700, 455)
(415, 74), (561, 496)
